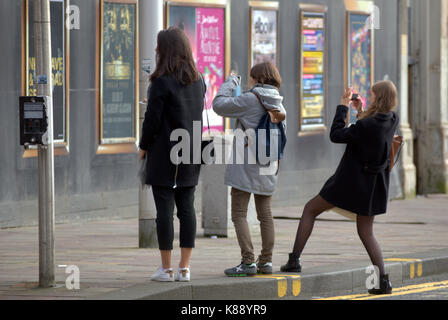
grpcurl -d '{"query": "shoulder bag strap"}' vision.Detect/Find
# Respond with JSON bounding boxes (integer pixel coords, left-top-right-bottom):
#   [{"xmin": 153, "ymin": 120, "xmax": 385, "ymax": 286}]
[
  {"xmin": 251, "ymin": 91, "xmax": 281, "ymax": 175},
  {"xmin": 200, "ymin": 74, "xmax": 211, "ymax": 136}
]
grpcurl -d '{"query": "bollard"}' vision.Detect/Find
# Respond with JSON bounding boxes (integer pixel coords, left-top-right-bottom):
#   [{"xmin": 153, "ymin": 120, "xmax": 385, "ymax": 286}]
[
  {"xmin": 138, "ymin": 184, "xmax": 158, "ymax": 248},
  {"xmin": 201, "ymin": 134, "xmax": 259, "ymax": 238}
]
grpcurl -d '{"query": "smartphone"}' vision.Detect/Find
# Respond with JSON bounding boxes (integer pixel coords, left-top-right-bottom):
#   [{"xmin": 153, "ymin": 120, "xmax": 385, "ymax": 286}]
[{"xmin": 351, "ymin": 93, "xmax": 359, "ymax": 101}]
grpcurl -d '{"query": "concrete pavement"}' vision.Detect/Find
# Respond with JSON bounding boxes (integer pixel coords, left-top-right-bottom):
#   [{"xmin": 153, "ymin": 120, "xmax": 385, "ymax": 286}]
[{"xmin": 0, "ymin": 194, "xmax": 447, "ymax": 300}]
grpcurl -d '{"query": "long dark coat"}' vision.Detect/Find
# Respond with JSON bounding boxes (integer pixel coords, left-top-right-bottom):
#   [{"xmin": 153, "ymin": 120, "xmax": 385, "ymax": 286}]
[
  {"xmin": 319, "ymin": 105, "xmax": 399, "ymax": 216},
  {"xmin": 139, "ymin": 74, "xmax": 204, "ymax": 188}
]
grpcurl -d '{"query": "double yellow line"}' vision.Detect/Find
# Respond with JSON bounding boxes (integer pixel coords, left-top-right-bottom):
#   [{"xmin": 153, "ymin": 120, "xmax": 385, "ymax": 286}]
[
  {"xmin": 253, "ymin": 274, "xmax": 301, "ymax": 298},
  {"xmin": 316, "ymin": 280, "xmax": 448, "ymax": 300},
  {"xmin": 252, "ymin": 258, "xmax": 438, "ymax": 299},
  {"xmin": 384, "ymin": 258, "xmax": 423, "ymax": 279}
]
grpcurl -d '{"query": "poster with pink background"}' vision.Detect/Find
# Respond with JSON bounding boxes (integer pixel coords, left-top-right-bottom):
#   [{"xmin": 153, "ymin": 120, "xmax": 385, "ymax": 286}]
[
  {"xmin": 196, "ymin": 7, "xmax": 225, "ymax": 133},
  {"xmin": 168, "ymin": 5, "xmax": 226, "ymax": 133}
]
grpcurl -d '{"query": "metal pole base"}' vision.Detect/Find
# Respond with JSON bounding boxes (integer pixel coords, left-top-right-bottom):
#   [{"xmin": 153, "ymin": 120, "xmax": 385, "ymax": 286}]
[{"xmin": 139, "ymin": 219, "xmax": 158, "ymax": 248}]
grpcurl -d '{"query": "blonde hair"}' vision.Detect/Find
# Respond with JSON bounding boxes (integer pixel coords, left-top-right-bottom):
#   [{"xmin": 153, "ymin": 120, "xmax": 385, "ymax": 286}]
[{"xmin": 358, "ymin": 80, "xmax": 398, "ymax": 120}]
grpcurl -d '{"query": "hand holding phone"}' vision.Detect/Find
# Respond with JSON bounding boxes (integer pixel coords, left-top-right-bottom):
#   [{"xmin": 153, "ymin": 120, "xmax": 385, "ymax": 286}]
[
  {"xmin": 340, "ymin": 88, "xmax": 353, "ymax": 106},
  {"xmin": 351, "ymin": 94, "xmax": 364, "ymax": 114}
]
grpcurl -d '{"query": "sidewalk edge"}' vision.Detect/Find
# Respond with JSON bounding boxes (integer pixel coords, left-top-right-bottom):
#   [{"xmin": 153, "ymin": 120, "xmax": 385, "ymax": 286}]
[{"xmin": 91, "ymin": 253, "xmax": 448, "ymax": 300}]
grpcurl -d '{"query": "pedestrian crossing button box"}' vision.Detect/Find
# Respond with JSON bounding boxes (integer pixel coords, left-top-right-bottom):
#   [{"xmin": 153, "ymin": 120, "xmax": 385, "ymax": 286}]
[{"xmin": 19, "ymin": 96, "xmax": 49, "ymax": 146}]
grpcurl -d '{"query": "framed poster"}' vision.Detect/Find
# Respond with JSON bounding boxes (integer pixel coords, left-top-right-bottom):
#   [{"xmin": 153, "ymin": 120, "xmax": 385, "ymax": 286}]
[
  {"xmin": 298, "ymin": 4, "xmax": 327, "ymax": 133},
  {"xmin": 165, "ymin": 0, "xmax": 230, "ymax": 134},
  {"xmin": 97, "ymin": 0, "xmax": 139, "ymax": 154},
  {"xmin": 22, "ymin": 0, "xmax": 70, "ymax": 157},
  {"xmin": 249, "ymin": 1, "xmax": 279, "ymax": 69},
  {"xmin": 344, "ymin": 0, "xmax": 374, "ymax": 124}
]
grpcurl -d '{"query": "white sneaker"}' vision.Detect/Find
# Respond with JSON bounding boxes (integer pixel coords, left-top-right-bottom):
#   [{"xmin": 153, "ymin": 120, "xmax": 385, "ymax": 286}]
[
  {"xmin": 176, "ymin": 267, "xmax": 190, "ymax": 282},
  {"xmin": 151, "ymin": 266, "xmax": 174, "ymax": 282}
]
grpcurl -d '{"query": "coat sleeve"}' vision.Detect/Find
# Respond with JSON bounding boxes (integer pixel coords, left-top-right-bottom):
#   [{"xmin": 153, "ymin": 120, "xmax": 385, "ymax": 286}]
[
  {"xmin": 329, "ymin": 105, "xmax": 363, "ymax": 144},
  {"xmin": 212, "ymin": 75, "xmax": 249, "ymax": 118},
  {"xmin": 139, "ymin": 77, "xmax": 167, "ymax": 151}
]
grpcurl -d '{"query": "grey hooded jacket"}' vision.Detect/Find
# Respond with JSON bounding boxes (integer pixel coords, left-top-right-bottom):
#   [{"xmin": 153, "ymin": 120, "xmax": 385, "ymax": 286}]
[{"xmin": 212, "ymin": 75, "xmax": 286, "ymax": 196}]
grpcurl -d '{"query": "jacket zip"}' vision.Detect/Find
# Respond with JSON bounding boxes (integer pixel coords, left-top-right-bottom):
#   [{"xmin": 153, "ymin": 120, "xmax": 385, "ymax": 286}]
[
  {"xmin": 173, "ymin": 164, "xmax": 179, "ymax": 189},
  {"xmin": 173, "ymin": 153, "xmax": 179, "ymax": 189}
]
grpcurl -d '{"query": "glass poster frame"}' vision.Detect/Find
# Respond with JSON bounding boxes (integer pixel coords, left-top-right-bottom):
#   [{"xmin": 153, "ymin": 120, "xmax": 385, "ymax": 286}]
[
  {"xmin": 97, "ymin": 0, "xmax": 139, "ymax": 155},
  {"xmin": 22, "ymin": 0, "xmax": 70, "ymax": 158},
  {"xmin": 248, "ymin": 1, "xmax": 279, "ymax": 70},
  {"xmin": 344, "ymin": 0, "xmax": 375, "ymax": 125},
  {"xmin": 298, "ymin": 4, "xmax": 328, "ymax": 134},
  {"xmin": 165, "ymin": 0, "xmax": 231, "ymax": 135}
]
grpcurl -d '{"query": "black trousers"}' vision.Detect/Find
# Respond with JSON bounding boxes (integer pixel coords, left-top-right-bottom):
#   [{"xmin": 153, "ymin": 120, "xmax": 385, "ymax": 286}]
[{"xmin": 152, "ymin": 186, "xmax": 197, "ymax": 251}]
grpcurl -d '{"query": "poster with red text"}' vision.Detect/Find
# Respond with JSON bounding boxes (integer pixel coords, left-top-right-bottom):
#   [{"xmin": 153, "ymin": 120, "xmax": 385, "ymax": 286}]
[
  {"xmin": 196, "ymin": 7, "xmax": 225, "ymax": 133},
  {"xmin": 168, "ymin": 6, "xmax": 225, "ymax": 133}
]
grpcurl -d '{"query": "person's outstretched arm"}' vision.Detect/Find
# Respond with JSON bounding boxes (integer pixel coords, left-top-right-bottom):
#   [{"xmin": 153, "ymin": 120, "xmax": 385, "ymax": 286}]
[
  {"xmin": 329, "ymin": 88, "xmax": 363, "ymax": 144},
  {"xmin": 212, "ymin": 74, "xmax": 248, "ymax": 118}
]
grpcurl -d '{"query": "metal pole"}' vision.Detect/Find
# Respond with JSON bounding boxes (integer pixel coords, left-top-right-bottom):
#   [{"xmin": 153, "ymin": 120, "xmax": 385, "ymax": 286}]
[
  {"xmin": 34, "ymin": 0, "xmax": 55, "ymax": 287},
  {"xmin": 138, "ymin": 0, "xmax": 163, "ymax": 248}
]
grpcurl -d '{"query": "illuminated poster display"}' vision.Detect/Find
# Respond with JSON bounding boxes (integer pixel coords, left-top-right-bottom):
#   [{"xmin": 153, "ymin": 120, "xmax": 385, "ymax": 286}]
[
  {"xmin": 27, "ymin": 0, "xmax": 66, "ymax": 142},
  {"xmin": 168, "ymin": 4, "xmax": 226, "ymax": 133},
  {"xmin": 250, "ymin": 8, "xmax": 277, "ymax": 67},
  {"xmin": 300, "ymin": 11, "xmax": 326, "ymax": 130},
  {"xmin": 101, "ymin": 1, "xmax": 137, "ymax": 142},
  {"xmin": 348, "ymin": 13, "xmax": 372, "ymax": 123}
]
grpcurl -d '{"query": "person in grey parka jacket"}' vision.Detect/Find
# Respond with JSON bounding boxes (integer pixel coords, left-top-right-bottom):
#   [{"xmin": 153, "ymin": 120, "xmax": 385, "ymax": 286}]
[{"xmin": 212, "ymin": 62, "xmax": 286, "ymax": 276}]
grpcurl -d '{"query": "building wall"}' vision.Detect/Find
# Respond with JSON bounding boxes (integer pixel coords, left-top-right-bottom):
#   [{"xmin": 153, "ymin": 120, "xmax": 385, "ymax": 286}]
[
  {"xmin": 229, "ymin": 0, "xmax": 401, "ymax": 206},
  {"xmin": 409, "ymin": 0, "xmax": 448, "ymax": 194},
  {"xmin": 0, "ymin": 0, "xmax": 401, "ymax": 228},
  {"xmin": 0, "ymin": 0, "xmax": 140, "ymax": 227}
]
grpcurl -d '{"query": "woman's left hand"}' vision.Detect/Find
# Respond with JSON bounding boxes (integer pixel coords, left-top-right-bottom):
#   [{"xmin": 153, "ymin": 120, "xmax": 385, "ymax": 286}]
[
  {"xmin": 139, "ymin": 149, "xmax": 146, "ymax": 161},
  {"xmin": 340, "ymin": 88, "xmax": 353, "ymax": 107}
]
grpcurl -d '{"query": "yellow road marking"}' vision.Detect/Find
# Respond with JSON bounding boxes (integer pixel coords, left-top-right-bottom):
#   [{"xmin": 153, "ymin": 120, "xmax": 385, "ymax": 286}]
[
  {"xmin": 253, "ymin": 274, "xmax": 301, "ymax": 298},
  {"xmin": 278, "ymin": 279, "xmax": 287, "ymax": 298},
  {"xmin": 252, "ymin": 275, "xmax": 288, "ymax": 298},
  {"xmin": 292, "ymin": 278, "xmax": 301, "ymax": 296},
  {"xmin": 384, "ymin": 258, "xmax": 423, "ymax": 279},
  {"xmin": 252, "ymin": 274, "xmax": 300, "ymax": 280},
  {"xmin": 384, "ymin": 258, "xmax": 421, "ymax": 262},
  {"xmin": 253, "ymin": 274, "xmax": 300, "ymax": 278},
  {"xmin": 354, "ymin": 284, "xmax": 448, "ymax": 300},
  {"xmin": 316, "ymin": 280, "xmax": 448, "ymax": 300},
  {"xmin": 253, "ymin": 275, "xmax": 286, "ymax": 279}
]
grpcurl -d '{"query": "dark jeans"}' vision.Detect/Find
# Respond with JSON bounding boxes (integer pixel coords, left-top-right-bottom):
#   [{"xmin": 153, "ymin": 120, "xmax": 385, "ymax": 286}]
[{"xmin": 152, "ymin": 186, "xmax": 196, "ymax": 251}]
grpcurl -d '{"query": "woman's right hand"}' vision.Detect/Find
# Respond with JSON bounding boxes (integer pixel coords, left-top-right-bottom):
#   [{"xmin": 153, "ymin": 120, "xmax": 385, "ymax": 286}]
[{"xmin": 352, "ymin": 97, "xmax": 364, "ymax": 115}]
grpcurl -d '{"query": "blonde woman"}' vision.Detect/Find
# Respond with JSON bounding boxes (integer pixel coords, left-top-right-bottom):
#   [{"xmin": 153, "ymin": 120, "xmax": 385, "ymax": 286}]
[{"xmin": 281, "ymin": 81, "xmax": 399, "ymax": 295}]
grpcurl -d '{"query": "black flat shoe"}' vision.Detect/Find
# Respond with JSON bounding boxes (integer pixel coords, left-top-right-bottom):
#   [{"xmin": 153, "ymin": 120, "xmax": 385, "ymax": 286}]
[
  {"xmin": 280, "ymin": 253, "xmax": 302, "ymax": 272},
  {"xmin": 368, "ymin": 274, "xmax": 392, "ymax": 295}
]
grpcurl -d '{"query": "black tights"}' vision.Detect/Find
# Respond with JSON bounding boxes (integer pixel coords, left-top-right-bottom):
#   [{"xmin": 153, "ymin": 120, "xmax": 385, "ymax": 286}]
[
  {"xmin": 152, "ymin": 186, "xmax": 196, "ymax": 251},
  {"xmin": 292, "ymin": 195, "xmax": 385, "ymax": 275}
]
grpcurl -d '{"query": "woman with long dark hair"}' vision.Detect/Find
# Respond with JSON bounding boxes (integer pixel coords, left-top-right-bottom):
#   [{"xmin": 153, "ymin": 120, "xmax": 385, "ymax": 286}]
[
  {"xmin": 139, "ymin": 27, "xmax": 204, "ymax": 282},
  {"xmin": 281, "ymin": 81, "xmax": 399, "ymax": 295}
]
